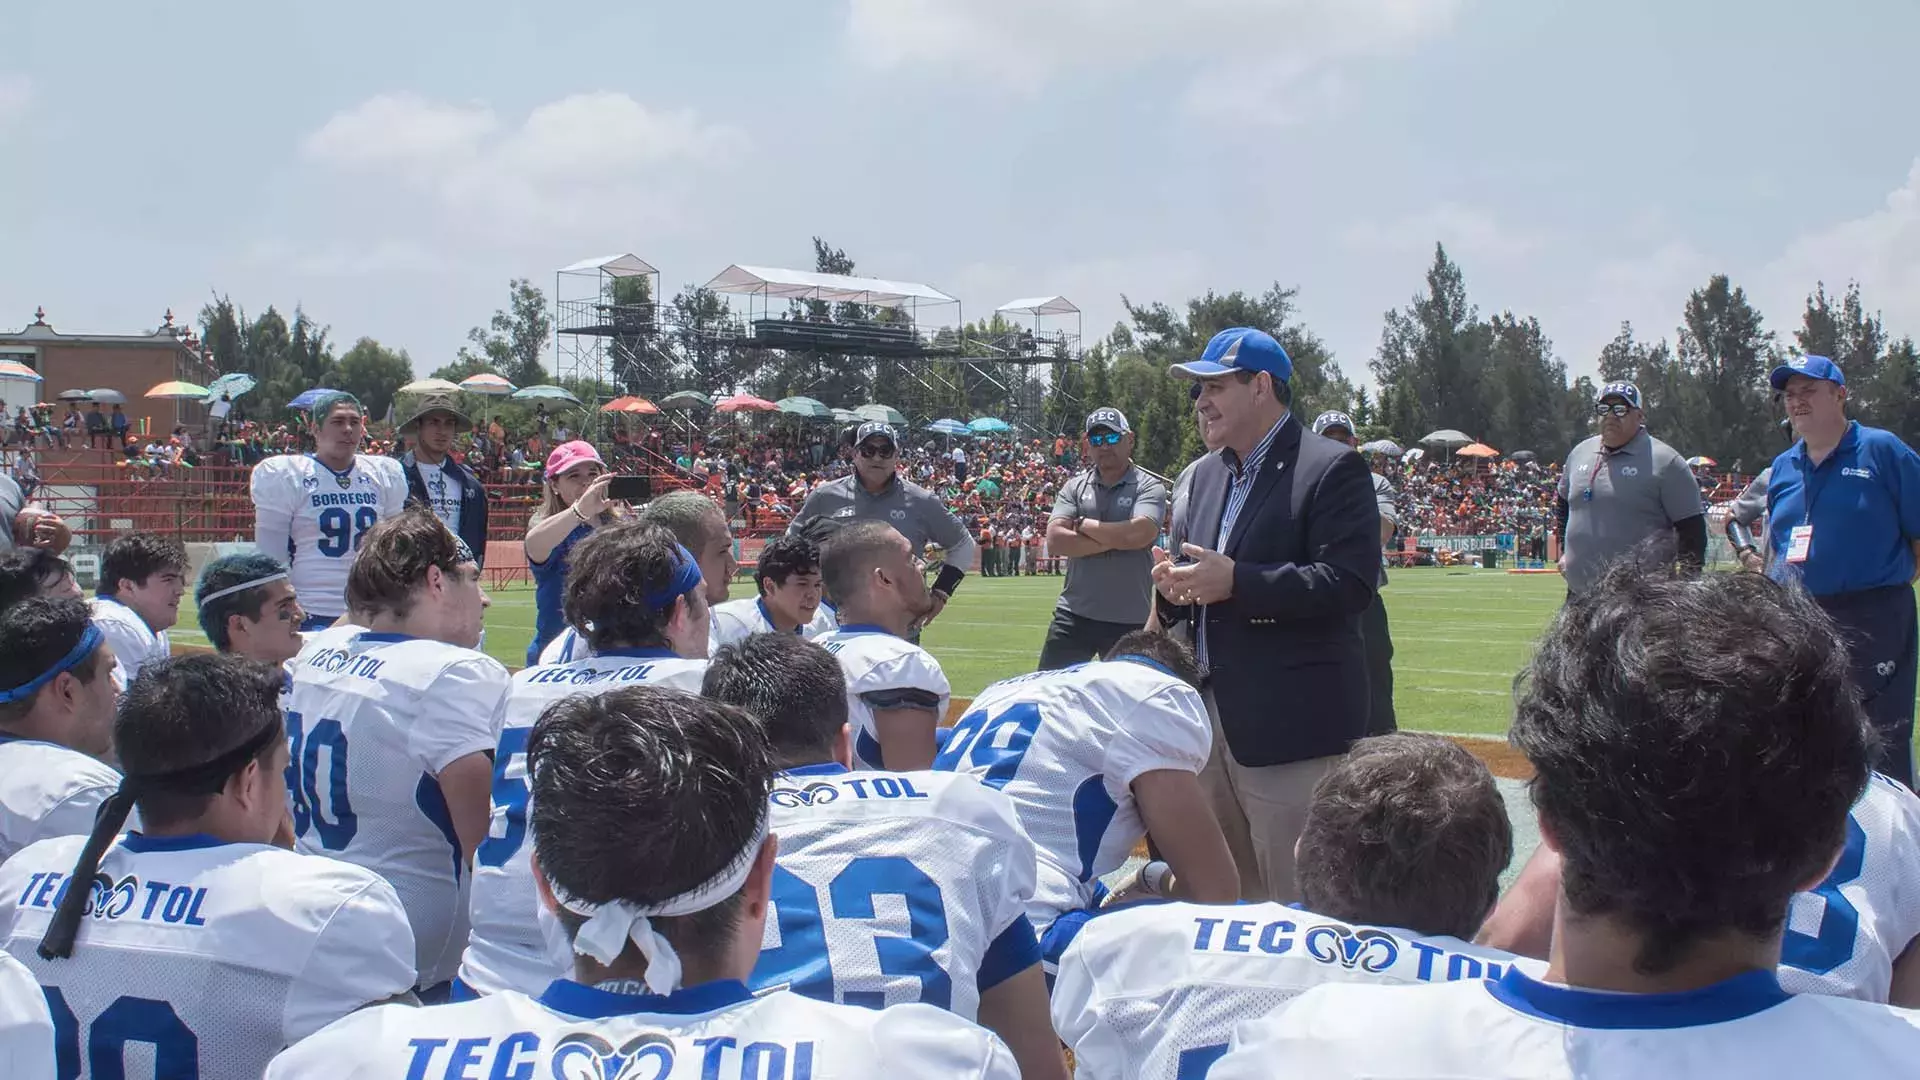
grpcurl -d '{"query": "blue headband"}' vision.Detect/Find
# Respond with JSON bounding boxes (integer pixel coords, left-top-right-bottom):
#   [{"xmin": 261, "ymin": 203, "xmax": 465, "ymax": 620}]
[
  {"xmin": 0, "ymin": 625, "xmax": 103, "ymax": 704},
  {"xmin": 643, "ymin": 543, "xmax": 705, "ymax": 611}
]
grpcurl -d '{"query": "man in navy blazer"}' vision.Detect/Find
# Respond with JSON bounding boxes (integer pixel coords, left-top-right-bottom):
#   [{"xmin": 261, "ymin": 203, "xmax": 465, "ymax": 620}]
[{"xmin": 1153, "ymin": 327, "xmax": 1381, "ymax": 902}]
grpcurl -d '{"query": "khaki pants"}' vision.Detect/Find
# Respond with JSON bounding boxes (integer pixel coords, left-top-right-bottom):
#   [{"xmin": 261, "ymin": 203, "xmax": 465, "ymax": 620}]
[{"xmin": 1200, "ymin": 688, "xmax": 1339, "ymax": 903}]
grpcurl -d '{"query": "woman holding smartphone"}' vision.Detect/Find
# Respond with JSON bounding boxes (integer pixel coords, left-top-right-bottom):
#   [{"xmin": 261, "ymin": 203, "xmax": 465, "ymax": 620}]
[{"xmin": 523, "ymin": 440, "xmax": 624, "ymax": 665}]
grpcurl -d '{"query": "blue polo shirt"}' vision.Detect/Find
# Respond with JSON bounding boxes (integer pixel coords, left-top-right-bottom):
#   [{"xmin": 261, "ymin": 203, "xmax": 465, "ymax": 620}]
[{"xmin": 1766, "ymin": 421, "xmax": 1920, "ymax": 596}]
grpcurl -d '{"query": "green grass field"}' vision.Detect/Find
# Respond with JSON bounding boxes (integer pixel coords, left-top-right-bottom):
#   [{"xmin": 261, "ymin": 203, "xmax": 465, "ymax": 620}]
[{"xmin": 170, "ymin": 567, "xmax": 1561, "ymax": 736}]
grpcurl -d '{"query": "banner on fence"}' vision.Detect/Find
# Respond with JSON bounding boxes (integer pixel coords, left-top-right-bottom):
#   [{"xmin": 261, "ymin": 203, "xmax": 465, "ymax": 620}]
[{"xmin": 1415, "ymin": 533, "xmax": 1517, "ymax": 553}]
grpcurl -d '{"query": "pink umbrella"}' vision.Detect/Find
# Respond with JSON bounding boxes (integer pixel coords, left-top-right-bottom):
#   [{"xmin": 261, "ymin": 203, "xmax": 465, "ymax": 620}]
[{"xmin": 716, "ymin": 394, "xmax": 778, "ymax": 413}]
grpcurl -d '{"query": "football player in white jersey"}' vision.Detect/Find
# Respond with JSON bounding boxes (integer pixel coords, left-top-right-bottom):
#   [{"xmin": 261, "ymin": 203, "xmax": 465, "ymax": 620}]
[
  {"xmin": 3, "ymin": 654, "xmax": 416, "ymax": 1079},
  {"xmin": 195, "ymin": 553, "xmax": 307, "ymax": 666},
  {"xmin": 251, "ymin": 391, "xmax": 408, "ymax": 630},
  {"xmin": 0, "ymin": 597, "xmax": 123, "ymax": 862},
  {"xmin": 0, "ymin": 948, "xmax": 55, "ymax": 1079},
  {"xmin": 461, "ymin": 519, "xmax": 714, "ymax": 998},
  {"xmin": 88, "ymin": 531, "xmax": 187, "ymax": 688},
  {"xmin": 267, "ymin": 685, "xmax": 1017, "ymax": 1079},
  {"xmin": 814, "ymin": 521, "xmax": 949, "ymax": 770},
  {"xmin": 535, "ymin": 489, "xmax": 737, "ymax": 665},
  {"xmin": 284, "ymin": 507, "xmax": 508, "ymax": 994},
  {"xmin": 934, "ymin": 630, "xmax": 1237, "ymax": 959},
  {"xmin": 1055, "ymin": 732, "xmax": 1530, "ymax": 1080},
  {"xmin": 709, "ymin": 532, "xmax": 835, "ymax": 649},
  {"xmin": 1213, "ymin": 570, "xmax": 1920, "ymax": 1079},
  {"xmin": 1480, "ymin": 772, "xmax": 1920, "ymax": 1006},
  {"xmin": 704, "ymin": 633, "xmax": 1069, "ymax": 1080},
  {"xmin": 0, "ymin": 546, "xmax": 83, "ymax": 610}
]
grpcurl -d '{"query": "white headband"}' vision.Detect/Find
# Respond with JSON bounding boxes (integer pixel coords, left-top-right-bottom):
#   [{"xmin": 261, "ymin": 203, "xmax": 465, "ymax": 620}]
[
  {"xmin": 199, "ymin": 571, "xmax": 289, "ymax": 607},
  {"xmin": 555, "ymin": 810, "xmax": 770, "ymax": 994}
]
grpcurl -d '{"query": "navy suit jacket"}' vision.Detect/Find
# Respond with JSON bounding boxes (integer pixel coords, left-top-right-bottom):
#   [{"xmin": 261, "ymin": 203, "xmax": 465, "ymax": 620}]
[{"xmin": 1162, "ymin": 417, "xmax": 1381, "ymax": 766}]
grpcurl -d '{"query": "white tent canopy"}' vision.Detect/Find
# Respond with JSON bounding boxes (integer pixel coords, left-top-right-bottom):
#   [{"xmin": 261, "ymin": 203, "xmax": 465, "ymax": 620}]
[
  {"xmin": 996, "ymin": 296, "xmax": 1080, "ymax": 316},
  {"xmin": 558, "ymin": 253, "xmax": 658, "ymax": 278},
  {"xmin": 703, "ymin": 264, "xmax": 956, "ymax": 309}
]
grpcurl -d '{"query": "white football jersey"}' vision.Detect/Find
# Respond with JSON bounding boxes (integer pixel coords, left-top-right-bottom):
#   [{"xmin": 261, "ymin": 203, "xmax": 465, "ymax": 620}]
[
  {"xmin": 537, "ymin": 626, "xmax": 587, "ymax": 666},
  {"xmin": 754, "ymin": 764, "xmax": 1038, "ymax": 1020},
  {"xmin": 251, "ymin": 453, "xmax": 408, "ymax": 619},
  {"xmin": 933, "ymin": 658, "xmax": 1210, "ymax": 930},
  {"xmin": 1779, "ymin": 772, "xmax": 1920, "ymax": 1002},
  {"xmin": 0, "ymin": 832, "xmax": 416, "ymax": 1080},
  {"xmin": 814, "ymin": 626, "xmax": 950, "ymax": 770},
  {"xmin": 0, "ymin": 735, "xmax": 125, "ymax": 863},
  {"xmin": 0, "ymin": 948, "xmax": 55, "ymax": 1080},
  {"xmin": 462, "ymin": 649, "xmax": 710, "ymax": 998},
  {"xmin": 285, "ymin": 631, "xmax": 509, "ymax": 987},
  {"xmin": 268, "ymin": 980, "xmax": 1016, "ymax": 1080},
  {"xmin": 1211, "ymin": 966, "xmax": 1920, "ymax": 1080},
  {"xmin": 708, "ymin": 596, "xmax": 836, "ymax": 651},
  {"xmin": 88, "ymin": 594, "xmax": 168, "ymax": 690},
  {"xmin": 1053, "ymin": 900, "xmax": 1542, "ymax": 1080}
]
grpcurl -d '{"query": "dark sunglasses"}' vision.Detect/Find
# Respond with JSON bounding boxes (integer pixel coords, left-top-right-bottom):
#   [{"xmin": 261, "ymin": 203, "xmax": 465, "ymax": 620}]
[
  {"xmin": 1087, "ymin": 431, "xmax": 1124, "ymax": 446},
  {"xmin": 1594, "ymin": 402, "xmax": 1633, "ymax": 417},
  {"xmin": 857, "ymin": 442, "xmax": 897, "ymax": 459}
]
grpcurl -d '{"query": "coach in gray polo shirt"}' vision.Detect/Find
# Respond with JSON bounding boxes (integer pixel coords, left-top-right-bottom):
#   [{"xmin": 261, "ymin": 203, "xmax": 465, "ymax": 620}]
[
  {"xmin": 789, "ymin": 421, "xmax": 977, "ymax": 626},
  {"xmin": 1037, "ymin": 407, "xmax": 1169, "ymax": 669},
  {"xmin": 1554, "ymin": 380, "xmax": 1707, "ymax": 594}
]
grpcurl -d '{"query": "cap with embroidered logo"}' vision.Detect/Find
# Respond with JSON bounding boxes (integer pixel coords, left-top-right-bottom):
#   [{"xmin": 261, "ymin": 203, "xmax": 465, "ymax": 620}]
[
  {"xmin": 1084, "ymin": 407, "xmax": 1130, "ymax": 434},
  {"xmin": 1311, "ymin": 411, "xmax": 1356, "ymax": 437},
  {"xmin": 1596, "ymin": 381, "xmax": 1642, "ymax": 409},
  {"xmin": 1769, "ymin": 354, "xmax": 1845, "ymax": 391},
  {"xmin": 855, "ymin": 421, "xmax": 897, "ymax": 448},
  {"xmin": 1169, "ymin": 327, "xmax": 1293, "ymax": 384}
]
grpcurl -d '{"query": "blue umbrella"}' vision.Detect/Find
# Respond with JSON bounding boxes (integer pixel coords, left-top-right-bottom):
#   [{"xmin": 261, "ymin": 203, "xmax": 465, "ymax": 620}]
[
  {"xmin": 926, "ymin": 418, "xmax": 970, "ymax": 436},
  {"xmin": 967, "ymin": 417, "xmax": 1011, "ymax": 434},
  {"xmin": 287, "ymin": 388, "xmax": 330, "ymax": 412},
  {"xmin": 205, "ymin": 372, "xmax": 256, "ymax": 403}
]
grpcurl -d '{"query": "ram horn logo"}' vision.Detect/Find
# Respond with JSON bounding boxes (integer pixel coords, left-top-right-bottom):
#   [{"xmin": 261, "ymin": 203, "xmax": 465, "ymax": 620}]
[
  {"xmin": 1304, "ymin": 925, "xmax": 1399, "ymax": 972},
  {"xmin": 768, "ymin": 783, "xmax": 841, "ymax": 809},
  {"xmin": 550, "ymin": 1031, "xmax": 676, "ymax": 1080},
  {"xmin": 86, "ymin": 873, "xmax": 138, "ymax": 920}
]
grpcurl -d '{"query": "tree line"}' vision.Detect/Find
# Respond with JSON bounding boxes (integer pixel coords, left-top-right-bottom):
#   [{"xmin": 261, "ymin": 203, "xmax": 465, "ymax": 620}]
[{"xmin": 198, "ymin": 240, "xmax": 1919, "ymax": 479}]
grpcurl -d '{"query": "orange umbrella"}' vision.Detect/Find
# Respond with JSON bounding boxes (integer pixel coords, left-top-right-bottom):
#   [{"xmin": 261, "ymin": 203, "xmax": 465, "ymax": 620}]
[
  {"xmin": 600, "ymin": 396, "xmax": 659, "ymax": 415},
  {"xmin": 1456, "ymin": 442, "xmax": 1500, "ymax": 458},
  {"xmin": 716, "ymin": 394, "xmax": 779, "ymax": 413}
]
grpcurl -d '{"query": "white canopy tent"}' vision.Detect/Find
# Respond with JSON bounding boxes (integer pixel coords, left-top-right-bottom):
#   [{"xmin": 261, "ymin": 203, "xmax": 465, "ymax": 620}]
[
  {"xmin": 703, "ymin": 265, "xmax": 957, "ymax": 309},
  {"xmin": 995, "ymin": 296, "xmax": 1080, "ymax": 316},
  {"xmin": 559, "ymin": 253, "xmax": 659, "ymax": 278}
]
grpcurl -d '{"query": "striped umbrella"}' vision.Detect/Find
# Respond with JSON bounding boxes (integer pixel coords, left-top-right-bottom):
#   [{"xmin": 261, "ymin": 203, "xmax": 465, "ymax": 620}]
[
  {"xmin": 0, "ymin": 360, "xmax": 42, "ymax": 381},
  {"xmin": 460, "ymin": 373, "xmax": 517, "ymax": 396}
]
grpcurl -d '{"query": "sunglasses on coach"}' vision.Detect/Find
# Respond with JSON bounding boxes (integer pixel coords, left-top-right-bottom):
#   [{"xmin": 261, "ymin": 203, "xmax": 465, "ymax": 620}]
[
  {"xmin": 1087, "ymin": 432, "xmax": 1124, "ymax": 446},
  {"xmin": 857, "ymin": 442, "xmax": 897, "ymax": 459},
  {"xmin": 1594, "ymin": 402, "xmax": 1633, "ymax": 417}
]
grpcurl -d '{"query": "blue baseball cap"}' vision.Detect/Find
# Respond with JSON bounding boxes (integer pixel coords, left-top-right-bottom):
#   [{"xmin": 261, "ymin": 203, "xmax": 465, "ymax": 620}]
[
  {"xmin": 855, "ymin": 421, "xmax": 897, "ymax": 447},
  {"xmin": 1769, "ymin": 354, "xmax": 1845, "ymax": 391},
  {"xmin": 1170, "ymin": 327, "xmax": 1293, "ymax": 384},
  {"xmin": 1596, "ymin": 381, "xmax": 1642, "ymax": 409}
]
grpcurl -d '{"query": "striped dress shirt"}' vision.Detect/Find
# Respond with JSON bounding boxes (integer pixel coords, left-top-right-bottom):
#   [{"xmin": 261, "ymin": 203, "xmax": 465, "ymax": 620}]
[{"xmin": 1198, "ymin": 413, "xmax": 1291, "ymax": 666}]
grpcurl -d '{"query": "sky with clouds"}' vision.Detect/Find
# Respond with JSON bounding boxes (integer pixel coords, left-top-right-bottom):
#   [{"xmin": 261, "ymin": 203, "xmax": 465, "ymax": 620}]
[{"xmin": 4, "ymin": 0, "xmax": 1917, "ymax": 389}]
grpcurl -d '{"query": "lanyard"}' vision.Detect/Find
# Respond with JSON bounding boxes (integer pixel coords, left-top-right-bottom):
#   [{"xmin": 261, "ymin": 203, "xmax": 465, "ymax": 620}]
[
  {"xmin": 1797, "ymin": 448, "xmax": 1842, "ymax": 527},
  {"xmin": 1582, "ymin": 440, "xmax": 1628, "ymax": 501}
]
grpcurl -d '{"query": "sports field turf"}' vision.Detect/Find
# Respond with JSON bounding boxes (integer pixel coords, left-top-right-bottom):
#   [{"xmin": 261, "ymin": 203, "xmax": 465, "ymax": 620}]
[{"xmin": 173, "ymin": 566, "xmax": 1556, "ymax": 737}]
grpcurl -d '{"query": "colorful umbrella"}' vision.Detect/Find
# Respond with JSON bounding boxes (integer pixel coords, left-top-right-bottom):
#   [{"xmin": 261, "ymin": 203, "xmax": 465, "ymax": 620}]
[
  {"xmin": 145, "ymin": 380, "xmax": 210, "ymax": 399},
  {"xmin": 855, "ymin": 403, "xmax": 907, "ymax": 426},
  {"xmin": 926, "ymin": 418, "xmax": 970, "ymax": 436},
  {"xmin": 399, "ymin": 377, "xmax": 462, "ymax": 395},
  {"xmin": 659, "ymin": 390, "xmax": 713, "ymax": 409},
  {"xmin": 460, "ymin": 373, "xmax": 517, "ymax": 396},
  {"xmin": 512, "ymin": 385, "xmax": 582, "ymax": 405},
  {"xmin": 716, "ymin": 394, "xmax": 779, "ymax": 413},
  {"xmin": 967, "ymin": 417, "xmax": 1011, "ymax": 434},
  {"xmin": 777, "ymin": 396, "xmax": 832, "ymax": 419},
  {"xmin": 1686, "ymin": 455, "xmax": 1717, "ymax": 467},
  {"xmin": 0, "ymin": 360, "xmax": 42, "ymax": 381},
  {"xmin": 1456, "ymin": 442, "xmax": 1500, "ymax": 458}
]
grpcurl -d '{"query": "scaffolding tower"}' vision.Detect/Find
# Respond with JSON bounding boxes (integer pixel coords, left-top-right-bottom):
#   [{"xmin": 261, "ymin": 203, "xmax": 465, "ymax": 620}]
[{"xmin": 553, "ymin": 254, "xmax": 665, "ymax": 397}]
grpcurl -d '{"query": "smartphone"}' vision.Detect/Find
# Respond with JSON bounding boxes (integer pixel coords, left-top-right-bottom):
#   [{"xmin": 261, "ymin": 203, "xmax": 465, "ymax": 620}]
[{"xmin": 606, "ymin": 475, "xmax": 652, "ymax": 503}]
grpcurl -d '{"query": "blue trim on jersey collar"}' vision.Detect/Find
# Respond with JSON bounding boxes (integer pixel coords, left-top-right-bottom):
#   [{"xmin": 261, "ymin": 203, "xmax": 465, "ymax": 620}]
[
  {"xmin": 1111, "ymin": 655, "xmax": 1178, "ymax": 680},
  {"xmin": 538, "ymin": 978, "xmax": 755, "ymax": 1019},
  {"xmin": 355, "ymin": 632, "xmax": 416, "ymax": 644},
  {"xmin": 834, "ymin": 623, "xmax": 896, "ymax": 637},
  {"xmin": 756, "ymin": 597, "xmax": 803, "ymax": 634},
  {"xmin": 305, "ymin": 452, "xmax": 357, "ymax": 482},
  {"xmin": 120, "ymin": 832, "xmax": 237, "ymax": 853},
  {"xmin": 595, "ymin": 646, "xmax": 681, "ymax": 660},
  {"xmin": 781, "ymin": 761, "xmax": 849, "ymax": 777},
  {"xmin": 1488, "ymin": 966, "xmax": 1790, "ymax": 1030}
]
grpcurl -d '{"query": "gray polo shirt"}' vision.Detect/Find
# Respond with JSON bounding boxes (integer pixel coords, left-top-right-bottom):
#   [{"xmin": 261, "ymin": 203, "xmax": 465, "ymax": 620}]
[
  {"xmin": 790, "ymin": 472, "xmax": 974, "ymax": 559},
  {"xmin": 1050, "ymin": 464, "xmax": 1168, "ymax": 624},
  {"xmin": 0, "ymin": 475, "xmax": 21, "ymax": 556},
  {"xmin": 1557, "ymin": 428, "xmax": 1703, "ymax": 593}
]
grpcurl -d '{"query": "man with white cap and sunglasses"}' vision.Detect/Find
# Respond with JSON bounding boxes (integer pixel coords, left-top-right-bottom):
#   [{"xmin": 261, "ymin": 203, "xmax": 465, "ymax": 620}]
[
  {"xmin": 1038, "ymin": 406, "xmax": 1169, "ymax": 669},
  {"xmin": 1554, "ymin": 380, "xmax": 1706, "ymax": 597},
  {"xmin": 268, "ymin": 685, "xmax": 1018, "ymax": 1079}
]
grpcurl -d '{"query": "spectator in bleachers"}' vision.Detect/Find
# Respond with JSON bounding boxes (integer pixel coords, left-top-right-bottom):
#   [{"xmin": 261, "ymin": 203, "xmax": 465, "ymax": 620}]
[{"xmin": 84, "ymin": 403, "xmax": 107, "ymax": 448}]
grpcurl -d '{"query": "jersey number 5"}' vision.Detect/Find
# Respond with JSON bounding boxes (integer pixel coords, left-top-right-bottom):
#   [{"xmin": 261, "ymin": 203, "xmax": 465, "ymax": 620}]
[
  {"xmin": 285, "ymin": 711, "xmax": 358, "ymax": 850},
  {"xmin": 317, "ymin": 505, "xmax": 379, "ymax": 558},
  {"xmin": 475, "ymin": 726, "xmax": 530, "ymax": 868}
]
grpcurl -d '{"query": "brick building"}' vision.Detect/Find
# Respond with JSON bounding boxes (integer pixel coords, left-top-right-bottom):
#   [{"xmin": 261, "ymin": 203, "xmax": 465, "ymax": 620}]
[{"xmin": 0, "ymin": 307, "xmax": 216, "ymax": 435}]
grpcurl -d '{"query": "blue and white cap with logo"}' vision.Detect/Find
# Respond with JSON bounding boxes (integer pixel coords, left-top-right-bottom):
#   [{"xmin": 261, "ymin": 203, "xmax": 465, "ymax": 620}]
[
  {"xmin": 1769, "ymin": 353, "xmax": 1845, "ymax": 391},
  {"xmin": 1084, "ymin": 407, "xmax": 1130, "ymax": 434},
  {"xmin": 1311, "ymin": 410, "xmax": 1356, "ymax": 437},
  {"xmin": 1596, "ymin": 381, "xmax": 1642, "ymax": 409},
  {"xmin": 855, "ymin": 421, "xmax": 897, "ymax": 447},
  {"xmin": 1169, "ymin": 327, "xmax": 1293, "ymax": 384}
]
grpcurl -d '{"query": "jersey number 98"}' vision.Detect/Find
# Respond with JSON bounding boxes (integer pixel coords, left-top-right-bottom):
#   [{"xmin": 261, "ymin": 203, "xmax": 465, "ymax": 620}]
[{"xmin": 317, "ymin": 505, "xmax": 379, "ymax": 558}]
